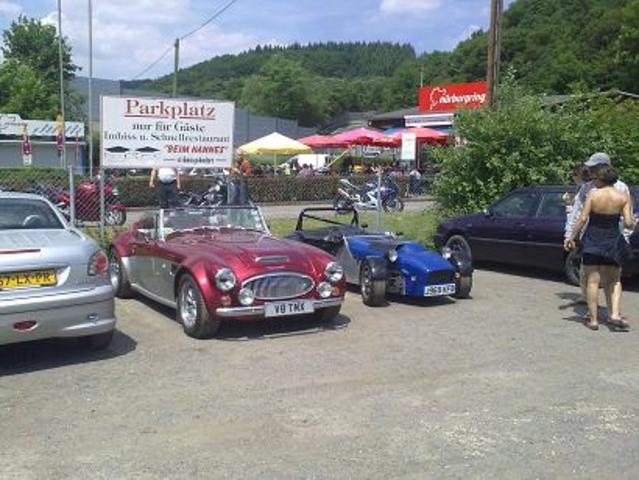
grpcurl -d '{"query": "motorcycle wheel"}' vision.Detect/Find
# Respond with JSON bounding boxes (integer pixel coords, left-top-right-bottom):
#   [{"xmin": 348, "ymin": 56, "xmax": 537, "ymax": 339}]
[
  {"xmin": 177, "ymin": 192, "xmax": 194, "ymax": 206},
  {"xmin": 333, "ymin": 196, "xmax": 352, "ymax": 214},
  {"xmin": 105, "ymin": 209, "xmax": 126, "ymax": 226},
  {"xmin": 383, "ymin": 197, "xmax": 404, "ymax": 213}
]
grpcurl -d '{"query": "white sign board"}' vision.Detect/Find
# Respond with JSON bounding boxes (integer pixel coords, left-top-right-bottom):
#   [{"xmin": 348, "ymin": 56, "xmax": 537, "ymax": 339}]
[
  {"xmin": 100, "ymin": 96, "xmax": 234, "ymax": 169},
  {"xmin": 400, "ymin": 132, "xmax": 416, "ymax": 161},
  {"xmin": 0, "ymin": 113, "xmax": 84, "ymax": 138}
]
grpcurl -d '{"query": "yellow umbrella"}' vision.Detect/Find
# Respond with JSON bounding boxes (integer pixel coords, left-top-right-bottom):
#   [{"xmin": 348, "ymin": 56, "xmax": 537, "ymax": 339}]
[{"xmin": 238, "ymin": 132, "xmax": 312, "ymax": 155}]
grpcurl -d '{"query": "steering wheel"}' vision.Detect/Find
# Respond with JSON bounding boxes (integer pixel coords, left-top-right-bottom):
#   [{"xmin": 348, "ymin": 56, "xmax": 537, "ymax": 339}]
[{"xmin": 23, "ymin": 214, "xmax": 44, "ymax": 228}]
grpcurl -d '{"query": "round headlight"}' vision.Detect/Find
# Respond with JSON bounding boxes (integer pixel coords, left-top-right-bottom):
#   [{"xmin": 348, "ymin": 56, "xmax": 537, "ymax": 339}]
[
  {"xmin": 214, "ymin": 268, "xmax": 236, "ymax": 292},
  {"xmin": 238, "ymin": 287, "xmax": 255, "ymax": 306},
  {"xmin": 387, "ymin": 249, "xmax": 398, "ymax": 262},
  {"xmin": 442, "ymin": 247, "xmax": 452, "ymax": 259},
  {"xmin": 324, "ymin": 262, "xmax": 344, "ymax": 283},
  {"xmin": 318, "ymin": 282, "xmax": 332, "ymax": 298}
]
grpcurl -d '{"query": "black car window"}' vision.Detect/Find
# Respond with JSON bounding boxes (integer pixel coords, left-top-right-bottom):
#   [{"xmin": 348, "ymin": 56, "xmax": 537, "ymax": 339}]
[
  {"xmin": 536, "ymin": 193, "xmax": 567, "ymax": 219},
  {"xmin": 492, "ymin": 192, "xmax": 538, "ymax": 218}
]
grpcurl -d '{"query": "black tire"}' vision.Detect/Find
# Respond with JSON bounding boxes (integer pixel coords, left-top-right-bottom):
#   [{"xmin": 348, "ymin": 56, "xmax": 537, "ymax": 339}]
[
  {"xmin": 383, "ymin": 197, "xmax": 404, "ymax": 213},
  {"xmin": 109, "ymin": 250, "xmax": 134, "ymax": 298},
  {"xmin": 360, "ymin": 261, "xmax": 386, "ymax": 306},
  {"xmin": 177, "ymin": 274, "xmax": 221, "ymax": 339},
  {"xmin": 454, "ymin": 275, "xmax": 473, "ymax": 299},
  {"xmin": 564, "ymin": 250, "xmax": 581, "ymax": 286},
  {"xmin": 177, "ymin": 192, "xmax": 194, "ymax": 207},
  {"xmin": 334, "ymin": 196, "xmax": 352, "ymax": 213},
  {"xmin": 445, "ymin": 234, "xmax": 472, "ymax": 263},
  {"xmin": 80, "ymin": 329, "xmax": 114, "ymax": 350},
  {"xmin": 315, "ymin": 305, "xmax": 341, "ymax": 323}
]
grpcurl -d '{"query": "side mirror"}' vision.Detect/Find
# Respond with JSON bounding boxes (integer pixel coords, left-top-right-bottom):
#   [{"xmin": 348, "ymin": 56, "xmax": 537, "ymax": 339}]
[
  {"xmin": 483, "ymin": 208, "xmax": 493, "ymax": 217},
  {"xmin": 361, "ymin": 223, "xmax": 369, "ymax": 229}
]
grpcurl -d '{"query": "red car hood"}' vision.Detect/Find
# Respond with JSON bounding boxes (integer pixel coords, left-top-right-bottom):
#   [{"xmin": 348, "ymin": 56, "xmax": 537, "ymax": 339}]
[{"xmin": 165, "ymin": 230, "xmax": 326, "ymax": 276}]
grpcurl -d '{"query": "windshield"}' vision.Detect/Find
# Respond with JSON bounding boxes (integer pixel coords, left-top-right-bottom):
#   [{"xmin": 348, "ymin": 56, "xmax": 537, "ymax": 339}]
[
  {"xmin": 161, "ymin": 207, "xmax": 267, "ymax": 237},
  {"xmin": 0, "ymin": 198, "xmax": 64, "ymax": 230}
]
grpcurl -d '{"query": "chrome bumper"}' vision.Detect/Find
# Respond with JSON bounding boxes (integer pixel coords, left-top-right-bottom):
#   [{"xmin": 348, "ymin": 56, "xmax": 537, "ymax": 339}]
[{"xmin": 215, "ymin": 297, "xmax": 343, "ymax": 318}]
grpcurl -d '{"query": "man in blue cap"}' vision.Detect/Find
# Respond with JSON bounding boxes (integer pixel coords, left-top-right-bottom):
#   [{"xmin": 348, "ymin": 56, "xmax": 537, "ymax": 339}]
[{"xmin": 564, "ymin": 152, "xmax": 633, "ymax": 303}]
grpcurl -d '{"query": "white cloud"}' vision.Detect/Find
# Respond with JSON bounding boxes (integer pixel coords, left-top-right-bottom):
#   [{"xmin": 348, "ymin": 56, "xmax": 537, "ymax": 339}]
[
  {"xmin": 380, "ymin": 0, "xmax": 443, "ymax": 15},
  {"xmin": 0, "ymin": 1, "xmax": 21, "ymax": 18},
  {"xmin": 41, "ymin": 0, "xmax": 265, "ymax": 80}
]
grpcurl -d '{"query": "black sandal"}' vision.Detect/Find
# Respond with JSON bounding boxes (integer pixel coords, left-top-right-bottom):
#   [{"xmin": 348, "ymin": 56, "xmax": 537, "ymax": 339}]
[
  {"xmin": 586, "ymin": 321, "xmax": 599, "ymax": 331},
  {"xmin": 608, "ymin": 318, "xmax": 630, "ymax": 330}
]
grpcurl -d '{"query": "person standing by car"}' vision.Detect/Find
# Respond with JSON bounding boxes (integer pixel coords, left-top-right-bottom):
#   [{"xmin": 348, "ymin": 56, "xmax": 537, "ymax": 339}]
[
  {"xmin": 564, "ymin": 153, "xmax": 632, "ymax": 303},
  {"xmin": 149, "ymin": 167, "xmax": 181, "ymax": 209},
  {"xmin": 229, "ymin": 152, "xmax": 250, "ymax": 205},
  {"xmin": 566, "ymin": 165, "xmax": 636, "ymax": 330}
]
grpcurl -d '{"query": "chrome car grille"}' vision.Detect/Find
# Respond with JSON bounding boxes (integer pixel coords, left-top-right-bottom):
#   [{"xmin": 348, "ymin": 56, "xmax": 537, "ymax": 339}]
[
  {"xmin": 244, "ymin": 273, "xmax": 314, "ymax": 300},
  {"xmin": 428, "ymin": 270, "xmax": 455, "ymax": 285}
]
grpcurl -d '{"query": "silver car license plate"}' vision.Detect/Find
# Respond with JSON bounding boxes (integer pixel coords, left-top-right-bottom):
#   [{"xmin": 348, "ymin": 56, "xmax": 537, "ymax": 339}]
[
  {"xmin": 424, "ymin": 283, "xmax": 456, "ymax": 297},
  {"xmin": 264, "ymin": 300, "xmax": 314, "ymax": 317}
]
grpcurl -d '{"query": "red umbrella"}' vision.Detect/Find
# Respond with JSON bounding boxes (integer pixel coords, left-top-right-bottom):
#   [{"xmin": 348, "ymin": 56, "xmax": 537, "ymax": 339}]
[
  {"xmin": 298, "ymin": 134, "xmax": 348, "ymax": 149},
  {"xmin": 331, "ymin": 127, "xmax": 386, "ymax": 146},
  {"xmin": 370, "ymin": 136, "xmax": 401, "ymax": 148},
  {"xmin": 392, "ymin": 127, "xmax": 448, "ymax": 144}
]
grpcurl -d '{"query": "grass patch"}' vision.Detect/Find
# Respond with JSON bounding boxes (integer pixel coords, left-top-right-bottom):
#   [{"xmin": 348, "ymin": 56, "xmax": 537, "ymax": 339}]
[{"xmin": 269, "ymin": 209, "xmax": 441, "ymax": 248}]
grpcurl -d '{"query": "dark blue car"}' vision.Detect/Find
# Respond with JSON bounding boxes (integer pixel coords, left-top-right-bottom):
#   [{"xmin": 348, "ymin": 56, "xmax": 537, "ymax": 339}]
[
  {"xmin": 434, "ymin": 185, "xmax": 639, "ymax": 285},
  {"xmin": 287, "ymin": 207, "xmax": 473, "ymax": 306}
]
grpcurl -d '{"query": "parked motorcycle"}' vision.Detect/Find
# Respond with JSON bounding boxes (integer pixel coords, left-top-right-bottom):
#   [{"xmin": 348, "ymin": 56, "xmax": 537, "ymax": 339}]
[
  {"xmin": 56, "ymin": 179, "xmax": 127, "ymax": 226},
  {"xmin": 178, "ymin": 177, "xmax": 229, "ymax": 207},
  {"xmin": 334, "ymin": 177, "xmax": 404, "ymax": 213}
]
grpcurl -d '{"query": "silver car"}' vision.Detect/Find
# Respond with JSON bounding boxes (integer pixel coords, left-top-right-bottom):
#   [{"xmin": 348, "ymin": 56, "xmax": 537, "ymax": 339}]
[{"xmin": 0, "ymin": 193, "xmax": 116, "ymax": 349}]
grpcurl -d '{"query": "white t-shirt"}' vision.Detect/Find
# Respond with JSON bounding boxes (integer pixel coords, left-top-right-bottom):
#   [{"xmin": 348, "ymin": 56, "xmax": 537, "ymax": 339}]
[{"xmin": 157, "ymin": 168, "xmax": 177, "ymax": 184}]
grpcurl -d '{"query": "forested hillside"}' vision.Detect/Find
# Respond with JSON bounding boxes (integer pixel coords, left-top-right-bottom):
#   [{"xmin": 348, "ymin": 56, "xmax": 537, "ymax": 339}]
[{"xmin": 126, "ymin": 0, "xmax": 639, "ymax": 126}]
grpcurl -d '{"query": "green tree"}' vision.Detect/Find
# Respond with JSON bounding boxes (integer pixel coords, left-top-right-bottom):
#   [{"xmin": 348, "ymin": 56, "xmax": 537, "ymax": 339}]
[
  {"xmin": 240, "ymin": 56, "xmax": 328, "ymax": 126},
  {"xmin": 0, "ymin": 15, "xmax": 80, "ymax": 119}
]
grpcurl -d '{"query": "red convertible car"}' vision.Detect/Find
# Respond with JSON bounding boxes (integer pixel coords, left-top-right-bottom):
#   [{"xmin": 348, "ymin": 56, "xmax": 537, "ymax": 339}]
[{"xmin": 109, "ymin": 206, "xmax": 345, "ymax": 338}]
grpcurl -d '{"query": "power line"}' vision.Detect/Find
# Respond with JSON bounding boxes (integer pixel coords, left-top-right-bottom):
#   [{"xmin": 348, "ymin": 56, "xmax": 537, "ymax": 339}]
[
  {"xmin": 130, "ymin": 0, "xmax": 240, "ymax": 80},
  {"xmin": 132, "ymin": 44, "xmax": 174, "ymax": 80},
  {"xmin": 180, "ymin": 0, "xmax": 240, "ymax": 41}
]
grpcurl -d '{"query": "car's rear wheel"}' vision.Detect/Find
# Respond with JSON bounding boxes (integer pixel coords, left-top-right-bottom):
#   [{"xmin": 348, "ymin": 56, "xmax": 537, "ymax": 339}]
[
  {"xmin": 109, "ymin": 250, "xmax": 134, "ymax": 298},
  {"xmin": 177, "ymin": 274, "xmax": 221, "ymax": 339},
  {"xmin": 445, "ymin": 234, "xmax": 472, "ymax": 263},
  {"xmin": 79, "ymin": 329, "xmax": 114, "ymax": 350},
  {"xmin": 564, "ymin": 250, "xmax": 581, "ymax": 286},
  {"xmin": 454, "ymin": 274, "xmax": 473, "ymax": 299},
  {"xmin": 360, "ymin": 261, "xmax": 386, "ymax": 306}
]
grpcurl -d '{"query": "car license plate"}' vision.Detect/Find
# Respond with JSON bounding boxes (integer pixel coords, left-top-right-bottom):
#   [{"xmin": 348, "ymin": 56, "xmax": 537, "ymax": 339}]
[
  {"xmin": 264, "ymin": 300, "xmax": 314, "ymax": 317},
  {"xmin": 0, "ymin": 270, "xmax": 57, "ymax": 289},
  {"xmin": 424, "ymin": 283, "xmax": 456, "ymax": 297}
]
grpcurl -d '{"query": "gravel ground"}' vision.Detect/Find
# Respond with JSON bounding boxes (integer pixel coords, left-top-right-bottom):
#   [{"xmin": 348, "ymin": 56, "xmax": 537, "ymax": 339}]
[{"xmin": 2, "ymin": 268, "xmax": 639, "ymax": 479}]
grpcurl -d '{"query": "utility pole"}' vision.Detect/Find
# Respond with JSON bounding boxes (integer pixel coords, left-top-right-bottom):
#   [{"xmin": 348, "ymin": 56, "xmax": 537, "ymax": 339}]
[
  {"xmin": 87, "ymin": 0, "xmax": 94, "ymax": 178},
  {"xmin": 57, "ymin": 0, "xmax": 67, "ymax": 168},
  {"xmin": 173, "ymin": 38, "xmax": 180, "ymax": 97},
  {"xmin": 486, "ymin": 0, "xmax": 503, "ymax": 107}
]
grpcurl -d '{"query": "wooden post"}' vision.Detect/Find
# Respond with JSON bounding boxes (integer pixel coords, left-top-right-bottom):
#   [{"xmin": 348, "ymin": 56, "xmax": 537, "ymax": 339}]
[{"xmin": 486, "ymin": 0, "xmax": 503, "ymax": 107}]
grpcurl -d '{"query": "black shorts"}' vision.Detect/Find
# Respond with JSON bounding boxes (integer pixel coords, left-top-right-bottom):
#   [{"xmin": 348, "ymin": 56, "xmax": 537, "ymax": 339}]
[{"xmin": 581, "ymin": 253, "xmax": 620, "ymax": 266}]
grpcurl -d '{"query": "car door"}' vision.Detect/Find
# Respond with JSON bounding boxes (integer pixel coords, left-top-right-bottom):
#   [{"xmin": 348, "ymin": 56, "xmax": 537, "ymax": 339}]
[
  {"xmin": 524, "ymin": 191, "xmax": 571, "ymax": 269},
  {"xmin": 468, "ymin": 191, "xmax": 540, "ymax": 264},
  {"xmin": 129, "ymin": 213, "xmax": 158, "ymax": 292},
  {"xmin": 149, "ymin": 243, "xmax": 180, "ymax": 302}
]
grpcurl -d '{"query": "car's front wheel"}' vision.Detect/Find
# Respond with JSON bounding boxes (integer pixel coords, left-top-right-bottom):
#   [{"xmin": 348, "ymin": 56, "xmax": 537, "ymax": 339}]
[
  {"xmin": 177, "ymin": 274, "xmax": 221, "ymax": 339},
  {"xmin": 360, "ymin": 261, "xmax": 386, "ymax": 306},
  {"xmin": 454, "ymin": 274, "xmax": 473, "ymax": 299},
  {"xmin": 445, "ymin": 234, "xmax": 472, "ymax": 263},
  {"xmin": 79, "ymin": 330, "xmax": 114, "ymax": 350},
  {"xmin": 564, "ymin": 250, "xmax": 581, "ymax": 286}
]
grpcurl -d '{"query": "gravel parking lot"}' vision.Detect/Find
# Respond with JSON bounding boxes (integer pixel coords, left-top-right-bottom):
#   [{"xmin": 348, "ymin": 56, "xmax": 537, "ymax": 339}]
[{"xmin": 2, "ymin": 268, "xmax": 639, "ymax": 479}]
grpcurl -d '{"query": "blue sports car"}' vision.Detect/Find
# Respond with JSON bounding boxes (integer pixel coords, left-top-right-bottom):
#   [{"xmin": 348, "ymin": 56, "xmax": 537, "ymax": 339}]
[{"xmin": 286, "ymin": 207, "xmax": 473, "ymax": 306}]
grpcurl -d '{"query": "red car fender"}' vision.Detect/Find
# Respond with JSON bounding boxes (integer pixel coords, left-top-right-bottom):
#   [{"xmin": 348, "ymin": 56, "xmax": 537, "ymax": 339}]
[
  {"xmin": 110, "ymin": 231, "xmax": 136, "ymax": 258},
  {"xmin": 174, "ymin": 257, "xmax": 223, "ymax": 307}
]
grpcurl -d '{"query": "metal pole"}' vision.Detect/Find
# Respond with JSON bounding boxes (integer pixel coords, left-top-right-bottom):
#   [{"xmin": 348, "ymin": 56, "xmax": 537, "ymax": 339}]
[
  {"xmin": 486, "ymin": 0, "xmax": 503, "ymax": 107},
  {"xmin": 376, "ymin": 167, "xmax": 382, "ymax": 230},
  {"xmin": 172, "ymin": 38, "xmax": 180, "ymax": 97},
  {"xmin": 57, "ymin": 0, "xmax": 67, "ymax": 168},
  {"xmin": 87, "ymin": 0, "xmax": 94, "ymax": 178},
  {"xmin": 68, "ymin": 165, "xmax": 76, "ymax": 225},
  {"xmin": 99, "ymin": 168, "xmax": 105, "ymax": 242}
]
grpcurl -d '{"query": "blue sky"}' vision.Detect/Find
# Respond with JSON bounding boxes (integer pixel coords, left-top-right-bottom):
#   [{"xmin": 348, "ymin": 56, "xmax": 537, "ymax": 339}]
[{"xmin": 0, "ymin": 0, "xmax": 514, "ymax": 80}]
